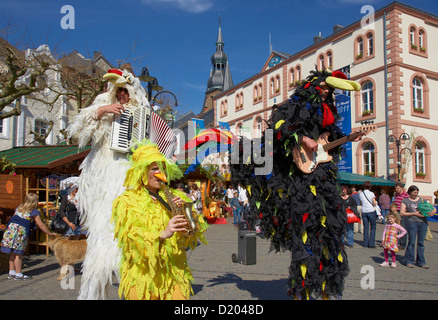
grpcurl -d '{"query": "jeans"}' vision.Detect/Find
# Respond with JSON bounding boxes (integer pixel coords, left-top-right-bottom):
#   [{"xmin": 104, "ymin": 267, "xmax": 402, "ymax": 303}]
[
  {"xmin": 345, "ymin": 223, "xmax": 354, "ymax": 246},
  {"xmin": 233, "ymin": 208, "xmax": 242, "ymax": 225},
  {"xmin": 362, "ymin": 211, "xmax": 377, "ymax": 247},
  {"xmin": 399, "ymin": 216, "xmax": 408, "ymax": 247},
  {"xmin": 381, "ymin": 209, "xmax": 389, "ymax": 220},
  {"xmin": 404, "ymin": 221, "xmax": 428, "ymax": 266}
]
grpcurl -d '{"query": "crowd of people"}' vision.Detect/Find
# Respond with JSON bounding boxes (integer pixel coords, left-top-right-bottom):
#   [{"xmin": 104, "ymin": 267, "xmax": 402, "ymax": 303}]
[{"xmin": 340, "ymin": 181, "xmax": 436, "ymax": 269}]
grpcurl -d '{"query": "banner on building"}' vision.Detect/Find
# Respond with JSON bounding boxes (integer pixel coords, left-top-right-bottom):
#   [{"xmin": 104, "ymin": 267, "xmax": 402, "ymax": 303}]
[
  {"xmin": 336, "ymin": 94, "xmax": 353, "ymax": 173},
  {"xmin": 191, "ymin": 118, "xmax": 205, "ymax": 135},
  {"xmin": 218, "ymin": 121, "xmax": 230, "ymax": 131}
]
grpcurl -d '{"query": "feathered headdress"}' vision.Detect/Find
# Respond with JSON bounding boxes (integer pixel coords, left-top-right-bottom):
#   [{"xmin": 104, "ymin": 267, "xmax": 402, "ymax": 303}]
[{"xmin": 123, "ymin": 139, "xmax": 182, "ymax": 191}]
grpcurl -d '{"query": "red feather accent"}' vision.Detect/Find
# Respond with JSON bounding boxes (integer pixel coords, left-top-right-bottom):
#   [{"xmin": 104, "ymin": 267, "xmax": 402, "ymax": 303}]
[
  {"xmin": 302, "ymin": 213, "xmax": 309, "ymax": 224},
  {"xmin": 322, "ymin": 103, "xmax": 335, "ymax": 127}
]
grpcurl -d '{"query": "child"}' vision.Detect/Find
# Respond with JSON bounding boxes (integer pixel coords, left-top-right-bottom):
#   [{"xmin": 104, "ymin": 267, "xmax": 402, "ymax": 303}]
[
  {"xmin": 380, "ymin": 212, "xmax": 407, "ymax": 268},
  {"xmin": 1, "ymin": 193, "xmax": 55, "ymax": 280},
  {"xmin": 230, "ymin": 191, "xmax": 242, "ymax": 226},
  {"xmin": 389, "ymin": 202, "xmax": 401, "ymax": 222}
]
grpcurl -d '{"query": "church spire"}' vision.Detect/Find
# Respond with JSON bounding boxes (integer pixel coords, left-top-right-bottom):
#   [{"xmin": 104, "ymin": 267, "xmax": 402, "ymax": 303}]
[{"xmin": 206, "ymin": 17, "xmax": 233, "ymax": 94}]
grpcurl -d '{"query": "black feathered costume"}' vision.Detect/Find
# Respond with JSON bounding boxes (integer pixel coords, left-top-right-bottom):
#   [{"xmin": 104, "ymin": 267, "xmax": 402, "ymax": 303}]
[{"xmin": 230, "ymin": 69, "xmax": 361, "ymax": 299}]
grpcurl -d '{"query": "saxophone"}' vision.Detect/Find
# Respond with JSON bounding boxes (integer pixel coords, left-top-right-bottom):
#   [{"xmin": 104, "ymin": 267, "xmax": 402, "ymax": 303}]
[{"xmin": 155, "ymin": 173, "xmax": 198, "ymax": 237}]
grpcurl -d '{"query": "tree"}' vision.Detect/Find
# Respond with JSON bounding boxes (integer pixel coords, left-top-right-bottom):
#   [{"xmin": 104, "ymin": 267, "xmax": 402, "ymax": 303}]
[{"xmin": 0, "ymin": 38, "xmax": 58, "ymax": 120}]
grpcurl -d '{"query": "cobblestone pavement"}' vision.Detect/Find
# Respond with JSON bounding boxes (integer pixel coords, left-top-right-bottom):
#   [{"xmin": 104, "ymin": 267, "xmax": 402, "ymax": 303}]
[{"xmin": 1, "ymin": 218, "xmax": 437, "ymax": 300}]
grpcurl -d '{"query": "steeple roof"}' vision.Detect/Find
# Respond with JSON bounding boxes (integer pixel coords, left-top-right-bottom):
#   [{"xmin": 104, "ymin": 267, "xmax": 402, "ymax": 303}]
[{"xmin": 206, "ymin": 18, "xmax": 233, "ymax": 94}]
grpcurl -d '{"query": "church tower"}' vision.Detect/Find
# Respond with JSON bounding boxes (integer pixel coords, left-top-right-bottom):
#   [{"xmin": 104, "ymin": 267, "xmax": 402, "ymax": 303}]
[{"xmin": 202, "ymin": 18, "xmax": 233, "ymax": 112}]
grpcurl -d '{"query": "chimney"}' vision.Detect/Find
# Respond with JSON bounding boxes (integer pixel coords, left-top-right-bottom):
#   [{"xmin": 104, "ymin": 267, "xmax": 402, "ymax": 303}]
[
  {"xmin": 313, "ymin": 32, "xmax": 324, "ymax": 44},
  {"xmin": 333, "ymin": 24, "xmax": 344, "ymax": 34}
]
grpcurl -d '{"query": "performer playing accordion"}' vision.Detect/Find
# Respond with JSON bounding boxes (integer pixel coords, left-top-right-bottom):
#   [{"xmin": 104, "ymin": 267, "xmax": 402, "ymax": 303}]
[{"xmin": 67, "ymin": 68, "xmax": 176, "ymax": 300}]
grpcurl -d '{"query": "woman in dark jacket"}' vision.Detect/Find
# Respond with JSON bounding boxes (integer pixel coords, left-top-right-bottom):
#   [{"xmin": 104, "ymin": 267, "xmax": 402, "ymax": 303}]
[{"xmin": 59, "ymin": 187, "xmax": 81, "ymax": 240}]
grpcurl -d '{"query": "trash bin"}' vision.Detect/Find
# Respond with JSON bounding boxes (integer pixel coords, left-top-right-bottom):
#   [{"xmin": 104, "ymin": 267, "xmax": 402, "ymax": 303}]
[{"xmin": 238, "ymin": 230, "xmax": 256, "ymax": 265}]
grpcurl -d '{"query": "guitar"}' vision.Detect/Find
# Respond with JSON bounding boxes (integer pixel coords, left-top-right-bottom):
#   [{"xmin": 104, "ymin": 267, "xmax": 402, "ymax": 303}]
[{"xmin": 292, "ymin": 123, "xmax": 376, "ymax": 174}]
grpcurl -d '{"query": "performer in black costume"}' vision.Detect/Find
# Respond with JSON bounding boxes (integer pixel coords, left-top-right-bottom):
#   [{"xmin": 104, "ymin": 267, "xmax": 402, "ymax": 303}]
[{"xmin": 230, "ymin": 69, "xmax": 362, "ymax": 299}]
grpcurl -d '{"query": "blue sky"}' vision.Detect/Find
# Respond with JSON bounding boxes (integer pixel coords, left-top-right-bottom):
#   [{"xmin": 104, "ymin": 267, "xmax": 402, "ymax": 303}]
[{"xmin": 1, "ymin": 0, "xmax": 438, "ymax": 117}]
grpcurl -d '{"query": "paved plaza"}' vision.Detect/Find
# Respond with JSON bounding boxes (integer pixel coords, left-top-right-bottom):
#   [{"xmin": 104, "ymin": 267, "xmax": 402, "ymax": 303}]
[{"xmin": 0, "ymin": 217, "xmax": 437, "ymax": 300}]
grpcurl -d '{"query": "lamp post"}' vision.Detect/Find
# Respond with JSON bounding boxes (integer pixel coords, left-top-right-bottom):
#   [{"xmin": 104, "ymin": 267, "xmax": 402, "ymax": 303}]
[
  {"xmin": 387, "ymin": 133, "xmax": 411, "ymax": 181},
  {"xmin": 138, "ymin": 67, "xmax": 163, "ymax": 102},
  {"xmin": 152, "ymin": 90, "xmax": 178, "ymax": 128}
]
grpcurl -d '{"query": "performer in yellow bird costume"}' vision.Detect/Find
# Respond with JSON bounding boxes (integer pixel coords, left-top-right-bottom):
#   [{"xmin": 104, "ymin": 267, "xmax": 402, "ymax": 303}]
[{"xmin": 112, "ymin": 140, "xmax": 208, "ymax": 300}]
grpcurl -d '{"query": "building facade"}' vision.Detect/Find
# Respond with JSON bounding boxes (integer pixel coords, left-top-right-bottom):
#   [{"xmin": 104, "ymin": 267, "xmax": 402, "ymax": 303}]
[{"xmin": 214, "ymin": 2, "xmax": 438, "ymax": 200}]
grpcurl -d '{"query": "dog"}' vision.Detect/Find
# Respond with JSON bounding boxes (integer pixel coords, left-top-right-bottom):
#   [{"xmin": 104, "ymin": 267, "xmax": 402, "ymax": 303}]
[{"xmin": 48, "ymin": 234, "xmax": 87, "ymax": 280}]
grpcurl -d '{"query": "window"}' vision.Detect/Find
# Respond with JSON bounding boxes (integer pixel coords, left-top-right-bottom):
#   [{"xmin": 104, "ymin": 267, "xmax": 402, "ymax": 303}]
[
  {"xmin": 410, "ymin": 27, "xmax": 415, "ymax": 46},
  {"xmin": 409, "ymin": 25, "xmax": 427, "ymax": 56},
  {"xmin": 357, "ymin": 37, "xmax": 364, "ymax": 57},
  {"xmin": 270, "ymin": 78, "xmax": 275, "ymax": 96},
  {"xmin": 256, "ymin": 117, "xmax": 262, "ymax": 138},
  {"xmin": 355, "ymin": 32, "xmax": 375, "ymax": 62},
  {"xmin": 253, "ymin": 84, "xmax": 262, "ymax": 103},
  {"xmin": 289, "ymin": 68, "xmax": 295, "ymax": 86},
  {"xmin": 412, "ymin": 78, "xmax": 423, "ymax": 111},
  {"xmin": 319, "ymin": 54, "xmax": 325, "ymax": 70},
  {"xmin": 296, "ymin": 66, "xmax": 301, "ymax": 81},
  {"xmin": 34, "ymin": 119, "xmax": 49, "ymax": 137},
  {"xmin": 419, "ymin": 30, "xmax": 424, "ymax": 48},
  {"xmin": 235, "ymin": 92, "xmax": 244, "ymax": 111},
  {"xmin": 237, "ymin": 123, "xmax": 243, "ymax": 137},
  {"xmin": 415, "ymin": 142, "xmax": 425, "ymax": 175},
  {"xmin": 367, "ymin": 32, "xmax": 374, "ymax": 56},
  {"xmin": 363, "ymin": 142, "xmax": 375, "ymax": 176},
  {"xmin": 362, "ymin": 81, "xmax": 374, "ymax": 115},
  {"xmin": 270, "ymin": 75, "xmax": 281, "ymax": 97},
  {"xmin": 221, "ymin": 99, "xmax": 228, "ymax": 116},
  {"xmin": 327, "ymin": 51, "xmax": 333, "ymax": 69}
]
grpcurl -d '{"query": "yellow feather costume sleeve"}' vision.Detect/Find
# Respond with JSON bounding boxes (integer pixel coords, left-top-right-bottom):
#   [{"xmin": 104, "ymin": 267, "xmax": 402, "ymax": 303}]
[{"xmin": 112, "ymin": 187, "xmax": 208, "ymax": 300}]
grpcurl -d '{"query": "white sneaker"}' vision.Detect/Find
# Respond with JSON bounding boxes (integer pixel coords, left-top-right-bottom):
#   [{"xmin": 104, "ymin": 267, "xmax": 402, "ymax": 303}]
[
  {"xmin": 380, "ymin": 261, "xmax": 390, "ymax": 267},
  {"xmin": 14, "ymin": 274, "xmax": 32, "ymax": 280}
]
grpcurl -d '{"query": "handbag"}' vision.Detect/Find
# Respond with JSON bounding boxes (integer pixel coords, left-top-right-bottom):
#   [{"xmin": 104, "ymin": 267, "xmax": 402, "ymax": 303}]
[
  {"xmin": 346, "ymin": 208, "xmax": 360, "ymax": 224},
  {"xmin": 364, "ymin": 191, "xmax": 382, "ymax": 218},
  {"xmin": 50, "ymin": 211, "xmax": 68, "ymax": 234},
  {"xmin": 50, "ymin": 195, "xmax": 69, "ymax": 234}
]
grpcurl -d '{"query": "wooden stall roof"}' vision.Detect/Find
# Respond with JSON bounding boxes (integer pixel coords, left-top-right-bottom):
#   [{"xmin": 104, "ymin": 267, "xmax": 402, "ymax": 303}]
[{"xmin": 0, "ymin": 145, "xmax": 91, "ymax": 169}]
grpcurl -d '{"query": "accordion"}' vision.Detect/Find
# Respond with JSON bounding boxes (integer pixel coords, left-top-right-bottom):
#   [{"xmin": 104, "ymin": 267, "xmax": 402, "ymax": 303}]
[{"xmin": 110, "ymin": 106, "xmax": 177, "ymax": 159}]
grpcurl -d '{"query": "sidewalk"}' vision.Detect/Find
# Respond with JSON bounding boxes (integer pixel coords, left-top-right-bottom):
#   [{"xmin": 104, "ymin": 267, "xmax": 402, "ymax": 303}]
[{"xmin": 0, "ymin": 218, "xmax": 437, "ymax": 300}]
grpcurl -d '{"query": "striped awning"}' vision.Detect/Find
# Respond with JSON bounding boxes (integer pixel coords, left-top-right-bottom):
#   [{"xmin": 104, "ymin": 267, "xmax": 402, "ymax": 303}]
[{"xmin": 0, "ymin": 145, "xmax": 91, "ymax": 169}]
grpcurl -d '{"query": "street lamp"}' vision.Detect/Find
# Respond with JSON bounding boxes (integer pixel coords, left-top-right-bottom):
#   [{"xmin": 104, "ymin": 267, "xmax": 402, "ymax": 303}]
[
  {"xmin": 138, "ymin": 67, "xmax": 163, "ymax": 102},
  {"xmin": 387, "ymin": 133, "xmax": 411, "ymax": 181},
  {"xmin": 152, "ymin": 90, "xmax": 178, "ymax": 128}
]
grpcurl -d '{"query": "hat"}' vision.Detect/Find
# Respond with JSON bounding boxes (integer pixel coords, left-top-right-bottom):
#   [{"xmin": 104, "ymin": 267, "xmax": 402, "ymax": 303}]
[{"xmin": 123, "ymin": 139, "xmax": 182, "ymax": 191}]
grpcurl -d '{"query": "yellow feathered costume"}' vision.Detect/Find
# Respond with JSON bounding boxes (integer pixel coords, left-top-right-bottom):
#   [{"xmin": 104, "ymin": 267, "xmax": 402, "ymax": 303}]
[{"xmin": 111, "ymin": 141, "xmax": 208, "ymax": 300}]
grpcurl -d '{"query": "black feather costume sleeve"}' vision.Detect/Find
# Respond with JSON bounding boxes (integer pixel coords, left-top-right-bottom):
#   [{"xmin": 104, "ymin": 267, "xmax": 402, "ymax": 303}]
[{"xmin": 230, "ymin": 69, "xmax": 349, "ymax": 299}]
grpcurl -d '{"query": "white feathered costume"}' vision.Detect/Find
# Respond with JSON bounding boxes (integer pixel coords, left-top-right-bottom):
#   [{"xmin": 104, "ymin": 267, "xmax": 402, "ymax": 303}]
[{"xmin": 68, "ymin": 69, "xmax": 150, "ymax": 300}]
